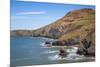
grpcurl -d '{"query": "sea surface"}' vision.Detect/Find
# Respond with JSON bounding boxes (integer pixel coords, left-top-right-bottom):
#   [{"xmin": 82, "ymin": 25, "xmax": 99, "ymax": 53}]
[{"xmin": 10, "ymin": 37, "xmax": 95, "ymax": 67}]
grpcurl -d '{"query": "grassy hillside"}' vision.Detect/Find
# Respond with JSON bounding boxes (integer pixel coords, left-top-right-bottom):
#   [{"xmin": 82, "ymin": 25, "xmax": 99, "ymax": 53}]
[
  {"xmin": 11, "ymin": 8, "xmax": 95, "ymax": 42},
  {"xmin": 33, "ymin": 8, "xmax": 95, "ymax": 40}
]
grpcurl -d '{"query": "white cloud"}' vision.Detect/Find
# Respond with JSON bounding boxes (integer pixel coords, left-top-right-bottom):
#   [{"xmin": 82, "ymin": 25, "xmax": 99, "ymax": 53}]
[{"xmin": 17, "ymin": 11, "xmax": 46, "ymax": 15}]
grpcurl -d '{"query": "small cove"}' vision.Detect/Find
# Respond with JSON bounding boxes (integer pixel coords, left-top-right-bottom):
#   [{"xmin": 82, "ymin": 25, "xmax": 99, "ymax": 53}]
[{"xmin": 11, "ymin": 37, "xmax": 95, "ymax": 67}]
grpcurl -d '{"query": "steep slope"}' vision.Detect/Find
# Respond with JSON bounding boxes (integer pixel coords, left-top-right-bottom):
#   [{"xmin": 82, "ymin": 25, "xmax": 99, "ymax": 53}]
[{"xmin": 32, "ymin": 8, "xmax": 95, "ymax": 39}]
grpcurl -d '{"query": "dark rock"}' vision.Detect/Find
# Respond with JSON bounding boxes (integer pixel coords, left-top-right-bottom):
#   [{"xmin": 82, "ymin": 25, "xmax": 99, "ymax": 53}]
[
  {"xmin": 52, "ymin": 39, "xmax": 79, "ymax": 46},
  {"xmin": 77, "ymin": 48, "xmax": 85, "ymax": 55},
  {"xmin": 52, "ymin": 41, "xmax": 65, "ymax": 46},
  {"xmin": 45, "ymin": 41, "xmax": 51, "ymax": 44},
  {"xmin": 81, "ymin": 39, "xmax": 91, "ymax": 49},
  {"xmin": 77, "ymin": 39, "xmax": 95, "ymax": 57},
  {"xmin": 77, "ymin": 48, "xmax": 95, "ymax": 57},
  {"xmin": 59, "ymin": 48, "xmax": 67, "ymax": 58}
]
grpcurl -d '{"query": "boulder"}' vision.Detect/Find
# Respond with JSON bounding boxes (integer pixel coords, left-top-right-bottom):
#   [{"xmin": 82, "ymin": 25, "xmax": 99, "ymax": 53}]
[
  {"xmin": 77, "ymin": 39, "xmax": 95, "ymax": 57},
  {"xmin": 45, "ymin": 41, "xmax": 51, "ymax": 44},
  {"xmin": 59, "ymin": 48, "xmax": 67, "ymax": 58}
]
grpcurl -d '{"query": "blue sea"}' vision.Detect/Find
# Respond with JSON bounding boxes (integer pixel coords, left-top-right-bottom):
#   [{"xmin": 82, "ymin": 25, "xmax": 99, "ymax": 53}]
[{"xmin": 10, "ymin": 37, "xmax": 95, "ymax": 67}]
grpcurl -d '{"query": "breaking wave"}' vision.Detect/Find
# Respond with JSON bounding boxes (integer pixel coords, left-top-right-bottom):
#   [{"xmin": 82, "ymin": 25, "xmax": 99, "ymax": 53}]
[
  {"xmin": 40, "ymin": 42, "xmax": 52, "ymax": 48},
  {"xmin": 40, "ymin": 42, "xmax": 94, "ymax": 61},
  {"xmin": 48, "ymin": 47, "xmax": 87, "ymax": 61},
  {"xmin": 48, "ymin": 53, "xmax": 84, "ymax": 61},
  {"xmin": 42, "ymin": 50, "xmax": 58, "ymax": 54}
]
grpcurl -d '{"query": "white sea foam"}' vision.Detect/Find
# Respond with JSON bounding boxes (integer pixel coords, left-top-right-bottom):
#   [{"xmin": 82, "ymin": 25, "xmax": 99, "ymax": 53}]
[
  {"xmin": 48, "ymin": 54, "xmax": 66, "ymax": 60},
  {"xmin": 48, "ymin": 53, "xmax": 85, "ymax": 61},
  {"xmin": 40, "ymin": 43, "xmax": 94, "ymax": 61},
  {"xmin": 40, "ymin": 42, "xmax": 46, "ymax": 47},
  {"xmin": 47, "ymin": 47, "xmax": 85, "ymax": 61},
  {"xmin": 67, "ymin": 47, "xmax": 78, "ymax": 53},
  {"xmin": 41, "ymin": 37, "xmax": 56, "ymax": 41},
  {"xmin": 40, "ymin": 42, "xmax": 53, "ymax": 48},
  {"xmin": 42, "ymin": 50, "xmax": 58, "ymax": 54}
]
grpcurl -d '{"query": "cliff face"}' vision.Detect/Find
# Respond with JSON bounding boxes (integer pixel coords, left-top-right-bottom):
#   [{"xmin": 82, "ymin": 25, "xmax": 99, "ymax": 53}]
[{"xmin": 11, "ymin": 8, "xmax": 95, "ymax": 41}]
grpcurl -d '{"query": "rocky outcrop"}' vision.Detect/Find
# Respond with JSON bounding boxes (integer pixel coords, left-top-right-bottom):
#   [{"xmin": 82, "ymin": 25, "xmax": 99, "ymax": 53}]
[
  {"xmin": 77, "ymin": 38, "xmax": 95, "ymax": 57},
  {"xmin": 52, "ymin": 39, "xmax": 79, "ymax": 46},
  {"xmin": 59, "ymin": 48, "xmax": 67, "ymax": 58}
]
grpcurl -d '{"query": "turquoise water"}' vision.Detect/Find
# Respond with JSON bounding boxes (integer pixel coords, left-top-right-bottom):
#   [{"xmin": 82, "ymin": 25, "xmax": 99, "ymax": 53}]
[{"xmin": 10, "ymin": 37, "xmax": 95, "ymax": 67}]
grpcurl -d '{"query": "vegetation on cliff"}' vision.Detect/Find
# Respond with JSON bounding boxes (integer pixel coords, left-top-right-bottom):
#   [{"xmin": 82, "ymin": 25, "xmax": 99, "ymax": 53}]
[{"xmin": 11, "ymin": 8, "xmax": 95, "ymax": 56}]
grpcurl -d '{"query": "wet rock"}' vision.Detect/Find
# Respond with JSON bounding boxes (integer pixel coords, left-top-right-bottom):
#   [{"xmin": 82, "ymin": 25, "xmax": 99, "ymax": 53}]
[
  {"xmin": 59, "ymin": 48, "xmax": 67, "ymax": 58},
  {"xmin": 77, "ymin": 39, "xmax": 95, "ymax": 57},
  {"xmin": 77, "ymin": 48, "xmax": 84, "ymax": 55},
  {"xmin": 45, "ymin": 41, "xmax": 51, "ymax": 44},
  {"xmin": 52, "ymin": 39, "xmax": 79, "ymax": 46},
  {"xmin": 52, "ymin": 41, "xmax": 65, "ymax": 46}
]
